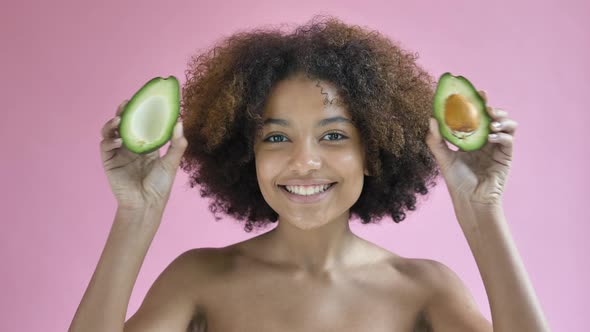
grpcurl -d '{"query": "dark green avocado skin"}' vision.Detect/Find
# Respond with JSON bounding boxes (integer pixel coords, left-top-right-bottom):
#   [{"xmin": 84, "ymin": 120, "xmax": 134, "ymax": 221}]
[
  {"xmin": 433, "ymin": 72, "xmax": 491, "ymax": 152},
  {"xmin": 119, "ymin": 76, "xmax": 180, "ymax": 155}
]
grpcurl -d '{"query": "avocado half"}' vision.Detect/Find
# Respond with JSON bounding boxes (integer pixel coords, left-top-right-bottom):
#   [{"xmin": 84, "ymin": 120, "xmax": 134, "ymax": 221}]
[
  {"xmin": 433, "ymin": 73, "xmax": 491, "ymax": 151},
  {"xmin": 119, "ymin": 76, "xmax": 180, "ymax": 154}
]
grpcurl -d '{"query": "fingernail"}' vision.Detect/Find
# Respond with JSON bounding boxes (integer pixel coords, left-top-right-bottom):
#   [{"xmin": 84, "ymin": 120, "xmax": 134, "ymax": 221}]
[
  {"xmin": 491, "ymin": 121, "xmax": 501, "ymax": 130},
  {"xmin": 175, "ymin": 122, "xmax": 183, "ymax": 138},
  {"xmin": 489, "ymin": 133, "xmax": 498, "ymax": 140},
  {"xmin": 495, "ymin": 109, "xmax": 507, "ymax": 117}
]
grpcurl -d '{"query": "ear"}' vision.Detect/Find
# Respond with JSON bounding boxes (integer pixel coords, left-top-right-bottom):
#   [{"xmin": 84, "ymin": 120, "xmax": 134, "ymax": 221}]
[
  {"xmin": 364, "ymin": 163, "xmax": 371, "ymax": 176},
  {"xmin": 362, "ymin": 143, "xmax": 371, "ymax": 176}
]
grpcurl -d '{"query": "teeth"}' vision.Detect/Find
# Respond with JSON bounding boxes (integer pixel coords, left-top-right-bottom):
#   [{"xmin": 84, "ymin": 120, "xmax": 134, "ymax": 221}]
[{"xmin": 285, "ymin": 184, "xmax": 332, "ymax": 196}]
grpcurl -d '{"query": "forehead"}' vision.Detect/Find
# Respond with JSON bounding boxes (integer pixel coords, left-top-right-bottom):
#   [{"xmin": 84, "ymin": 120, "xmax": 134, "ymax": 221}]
[{"xmin": 262, "ymin": 73, "xmax": 348, "ymax": 118}]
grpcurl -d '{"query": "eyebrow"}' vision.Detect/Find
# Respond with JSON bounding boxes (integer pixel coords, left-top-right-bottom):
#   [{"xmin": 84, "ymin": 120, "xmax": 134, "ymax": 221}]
[{"xmin": 262, "ymin": 116, "xmax": 353, "ymax": 128}]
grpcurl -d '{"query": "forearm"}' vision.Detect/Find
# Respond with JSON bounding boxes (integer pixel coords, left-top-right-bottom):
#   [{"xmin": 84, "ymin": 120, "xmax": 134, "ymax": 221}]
[
  {"xmin": 452, "ymin": 201, "xmax": 551, "ymax": 332},
  {"xmin": 68, "ymin": 206, "xmax": 164, "ymax": 332}
]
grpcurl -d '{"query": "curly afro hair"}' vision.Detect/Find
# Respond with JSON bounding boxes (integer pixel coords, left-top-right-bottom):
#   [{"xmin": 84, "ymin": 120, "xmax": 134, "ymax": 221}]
[{"xmin": 179, "ymin": 14, "xmax": 440, "ymax": 233}]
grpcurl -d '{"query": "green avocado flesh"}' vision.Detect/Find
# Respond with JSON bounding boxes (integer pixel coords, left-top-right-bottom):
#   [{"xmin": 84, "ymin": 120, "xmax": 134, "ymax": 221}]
[
  {"xmin": 433, "ymin": 73, "xmax": 491, "ymax": 151},
  {"xmin": 119, "ymin": 76, "xmax": 180, "ymax": 154}
]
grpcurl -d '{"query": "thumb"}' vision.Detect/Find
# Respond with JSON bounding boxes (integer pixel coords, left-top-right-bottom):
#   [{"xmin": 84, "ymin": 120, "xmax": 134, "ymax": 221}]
[
  {"xmin": 161, "ymin": 121, "xmax": 188, "ymax": 173},
  {"xmin": 426, "ymin": 117, "xmax": 454, "ymax": 171}
]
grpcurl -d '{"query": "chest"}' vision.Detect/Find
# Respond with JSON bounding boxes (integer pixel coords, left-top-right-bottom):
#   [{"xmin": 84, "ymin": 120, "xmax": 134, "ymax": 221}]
[{"xmin": 191, "ymin": 266, "xmax": 431, "ymax": 332}]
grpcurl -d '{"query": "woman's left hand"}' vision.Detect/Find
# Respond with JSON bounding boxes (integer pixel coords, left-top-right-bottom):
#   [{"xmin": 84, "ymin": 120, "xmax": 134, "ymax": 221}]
[{"xmin": 426, "ymin": 90, "xmax": 518, "ymax": 207}]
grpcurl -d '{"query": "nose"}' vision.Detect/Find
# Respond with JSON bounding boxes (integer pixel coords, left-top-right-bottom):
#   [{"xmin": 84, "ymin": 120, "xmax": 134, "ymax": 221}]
[{"xmin": 289, "ymin": 139, "xmax": 322, "ymax": 175}]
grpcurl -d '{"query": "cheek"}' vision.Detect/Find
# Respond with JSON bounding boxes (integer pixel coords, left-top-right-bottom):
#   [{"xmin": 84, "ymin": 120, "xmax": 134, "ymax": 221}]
[
  {"xmin": 331, "ymin": 150, "xmax": 365, "ymax": 170},
  {"xmin": 255, "ymin": 153, "xmax": 282, "ymax": 184}
]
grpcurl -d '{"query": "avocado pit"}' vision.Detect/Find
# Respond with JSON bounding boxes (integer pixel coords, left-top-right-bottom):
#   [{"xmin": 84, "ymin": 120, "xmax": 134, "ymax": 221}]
[{"xmin": 443, "ymin": 93, "xmax": 480, "ymax": 139}]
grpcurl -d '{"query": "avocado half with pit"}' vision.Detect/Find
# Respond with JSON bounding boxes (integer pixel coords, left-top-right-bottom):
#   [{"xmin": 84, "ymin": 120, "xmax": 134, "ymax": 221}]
[
  {"xmin": 119, "ymin": 76, "xmax": 180, "ymax": 154},
  {"xmin": 433, "ymin": 73, "xmax": 491, "ymax": 151}
]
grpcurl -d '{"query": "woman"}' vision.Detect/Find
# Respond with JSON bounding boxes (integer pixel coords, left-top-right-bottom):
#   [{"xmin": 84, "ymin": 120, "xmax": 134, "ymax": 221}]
[{"xmin": 69, "ymin": 15, "xmax": 550, "ymax": 332}]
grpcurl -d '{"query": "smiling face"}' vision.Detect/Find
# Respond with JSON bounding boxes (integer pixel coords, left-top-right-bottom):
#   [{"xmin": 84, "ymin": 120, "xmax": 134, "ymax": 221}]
[{"xmin": 253, "ymin": 72, "xmax": 370, "ymax": 230}]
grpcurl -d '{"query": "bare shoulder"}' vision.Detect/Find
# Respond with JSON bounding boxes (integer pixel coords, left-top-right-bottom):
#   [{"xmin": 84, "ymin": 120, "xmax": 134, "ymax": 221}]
[
  {"xmin": 392, "ymin": 257, "xmax": 463, "ymax": 292},
  {"xmin": 385, "ymin": 256, "xmax": 473, "ymax": 308},
  {"xmin": 134, "ymin": 247, "xmax": 230, "ymax": 301},
  {"xmin": 395, "ymin": 258, "xmax": 492, "ymax": 331},
  {"xmin": 171, "ymin": 246, "xmax": 237, "ymax": 278},
  {"xmin": 123, "ymin": 247, "xmax": 234, "ymax": 331}
]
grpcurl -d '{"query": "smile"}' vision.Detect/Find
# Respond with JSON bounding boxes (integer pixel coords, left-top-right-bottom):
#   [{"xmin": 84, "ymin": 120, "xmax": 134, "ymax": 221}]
[{"xmin": 278, "ymin": 183, "xmax": 337, "ymax": 204}]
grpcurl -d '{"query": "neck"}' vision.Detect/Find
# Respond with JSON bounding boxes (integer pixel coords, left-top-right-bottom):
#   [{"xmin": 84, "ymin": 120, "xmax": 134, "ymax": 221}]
[{"xmin": 263, "ymin": 210, "xmax": 360, "ymax": 275}]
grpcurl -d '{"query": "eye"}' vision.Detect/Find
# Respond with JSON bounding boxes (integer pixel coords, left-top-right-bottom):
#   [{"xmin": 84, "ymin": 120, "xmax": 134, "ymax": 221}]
[
  {"xmin": 263, "ymin": 134, "xmax": 288, "ymax": 143},
  {"xmin": 262, "ymin": 132, "xmax": 349, "ymax": 144},
  {"xmin": 323, "ymin": 132, "xmax": 348, "ymax": 141}
]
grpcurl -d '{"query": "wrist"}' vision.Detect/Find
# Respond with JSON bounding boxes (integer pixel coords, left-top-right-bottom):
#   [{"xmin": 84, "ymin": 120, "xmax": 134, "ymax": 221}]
[
  {"xmin": 451, "ymin": 198, "xmax": 506, "ymax": 229},
  {"xmin": 448, "ymin": 191, "xmax": 503, "ymax": 212},
  {"xmin": 117, "ymin": 200, "xmax": 166, "ymax": 213},
  {"xmin": 458, "ymin": 200, "xmax": 504, "ymax": 215},
  {"xmin": 115, "ymin": 204, "xmax": 165, "ymax": 226}
]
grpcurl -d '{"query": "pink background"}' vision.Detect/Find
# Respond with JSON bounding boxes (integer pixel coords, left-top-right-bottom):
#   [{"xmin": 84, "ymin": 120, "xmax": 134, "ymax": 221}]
[{"xmin": 2, "ymin": 0, "xmax": 588, "ymax": 330}]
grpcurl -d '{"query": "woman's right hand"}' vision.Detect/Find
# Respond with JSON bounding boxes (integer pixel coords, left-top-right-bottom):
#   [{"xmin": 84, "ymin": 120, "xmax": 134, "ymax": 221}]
[{"xmin": 100, "ymin": 99, "xmax": 188, "ymax": 211}]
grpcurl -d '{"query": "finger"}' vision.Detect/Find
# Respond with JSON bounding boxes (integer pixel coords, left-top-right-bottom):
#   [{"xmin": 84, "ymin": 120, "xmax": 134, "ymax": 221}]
[
  {"xmin": 101, "ymin": 116, "xmax": 121, "ymax": 139},
  {"xmin": 478, "ymin": 90, "xmax": 488, "ymax": 104},
  {"xmin": 490, "ymin": 118, "xmax": 518, "ymax": 135},
  {"xmin": 426, "ymin": 117, "xmax": 454, "ymax": 172},
  {"xmin": 117, "ymin": 99, "xmax": 129, "ymax": 116},
  {"xmin": 161, "ymin": 121, "xmax": 188, "ymax": 173},
  {"xmin": 100, "ymin": 137, "xmax": 123, "ymax": 152},
  {"xmin": 100, "ymin": 137, "xmax": 123, "ymax": 162},
  {"xmin": 486, "ymin": 106, "xmax": 508, "ymax": 120},
  {"xmin": 488, "ymin": 132, "xmax": 514, "ymax": 155}
]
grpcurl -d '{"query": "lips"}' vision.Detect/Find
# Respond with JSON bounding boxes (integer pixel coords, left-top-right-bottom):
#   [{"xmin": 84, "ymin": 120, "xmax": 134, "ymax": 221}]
[
  {"xmin": 279, "ymin": 180, "xmax": 336, "ymax": 187},
  {"xmin": 278, "ymin": 182, "xmax": 337, "ymax": 204},
  {"xmin": 278, "ymin": 182, "xmax": 337, "ymax": 190}
]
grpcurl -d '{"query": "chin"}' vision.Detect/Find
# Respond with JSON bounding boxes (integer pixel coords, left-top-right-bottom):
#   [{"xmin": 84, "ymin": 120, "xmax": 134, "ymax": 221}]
[
  {"xmin": 277, "ymin": 210, "xmax": 343, "ymax": 231},
  {"xmin": 289, "ymin": 220, "xmax": 330, "ymax": 231}
]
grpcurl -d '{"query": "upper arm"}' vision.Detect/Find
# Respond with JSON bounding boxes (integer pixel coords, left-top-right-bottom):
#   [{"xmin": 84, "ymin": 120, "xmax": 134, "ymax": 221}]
[
  {"xmin": 124, "ymin": 248, "xmax": 204, "ymax": 332},
  {"xmin": 420, "ymin": 259, "xmax": 493, "ymax": 332}
]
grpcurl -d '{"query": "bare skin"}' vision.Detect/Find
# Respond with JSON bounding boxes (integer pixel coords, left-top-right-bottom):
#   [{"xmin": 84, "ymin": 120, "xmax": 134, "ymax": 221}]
[
  {"xmin": 81, "ymin": 68, "xmax": 547, "ymax": 332},
  {"xmin": 128, "ymin": 73, "xmax": 437, "ymax": 331},
  {"xmin": 175, "ymin": 233, "xmax": 435, "ymax": 332},
  {"xmin": 123, "ymin": 73, "xmax": 491, "ymax": 331}
]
